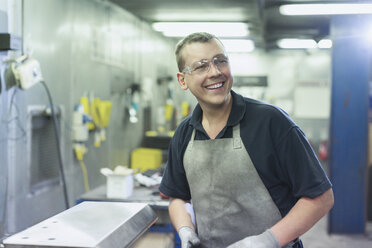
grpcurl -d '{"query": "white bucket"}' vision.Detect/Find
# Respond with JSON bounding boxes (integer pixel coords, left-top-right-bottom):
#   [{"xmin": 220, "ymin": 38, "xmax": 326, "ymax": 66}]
[
  {"xmin": 106, "ymin": 174, "xmax": 133, "ymax": 199},
  {"xmin": 101, "ymin": 166, "xmax": 135, "ymax": 199}
]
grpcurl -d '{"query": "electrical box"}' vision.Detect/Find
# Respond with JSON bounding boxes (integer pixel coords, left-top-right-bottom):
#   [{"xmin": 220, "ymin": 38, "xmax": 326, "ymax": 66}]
[
  {"xmin": 14, "ymin": 58, "xmax": 43, "ymax": 90},
  {"xmin": 72, "ymin": 111, "xmax": 89, "ymax": 142}
]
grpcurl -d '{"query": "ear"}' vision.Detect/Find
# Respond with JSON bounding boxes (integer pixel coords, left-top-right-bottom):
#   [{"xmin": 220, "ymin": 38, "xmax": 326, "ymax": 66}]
[{"xmin": 177, "ymin": 72, "xmax": 188, "ymax": 90}]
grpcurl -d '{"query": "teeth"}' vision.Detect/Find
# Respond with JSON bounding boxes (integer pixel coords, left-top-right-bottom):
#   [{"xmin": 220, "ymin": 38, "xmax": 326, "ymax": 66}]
[{"xmin": 206, "ymin": 83, "xmax": 223, "ymax": 89}]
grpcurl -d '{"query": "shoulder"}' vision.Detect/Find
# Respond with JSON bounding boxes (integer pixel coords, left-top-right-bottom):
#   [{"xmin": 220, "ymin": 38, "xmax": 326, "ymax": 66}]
[
  {"xmin": 237, "ymin": 97, "xmax": 297, "ymax": 144},
  {"xmin": 175, "ymin": 115, "xmax": 193, "ymax": 136},
  {"xmin": 231, "ymin": 91, "xmax": 293, "ymax": 125},
  {"xmin": 241, "ymin": 97, "xmax": 296, "ymax": 129},
  {"xmin": 171, "ymin": 115, "xmax": 193, "ymax": 146}
]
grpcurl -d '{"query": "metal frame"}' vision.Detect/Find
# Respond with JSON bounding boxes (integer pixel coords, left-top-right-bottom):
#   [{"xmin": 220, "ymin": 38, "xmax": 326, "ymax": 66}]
[{"xmin": 328, "ymin": 15, "xmax": 369, "ymax": 234}]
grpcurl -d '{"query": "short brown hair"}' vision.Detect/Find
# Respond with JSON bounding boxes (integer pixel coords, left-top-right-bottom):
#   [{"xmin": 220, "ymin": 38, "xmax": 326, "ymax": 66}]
[{"xmin": 175, "ymin": 32, "xmax": 222, "ymax": 72}]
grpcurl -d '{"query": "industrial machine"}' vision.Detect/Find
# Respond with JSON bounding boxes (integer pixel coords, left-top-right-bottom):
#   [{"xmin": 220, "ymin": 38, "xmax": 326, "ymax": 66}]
[{"xmin": 2, "ymin": 201, "xmax": 158, "ymax": 248}]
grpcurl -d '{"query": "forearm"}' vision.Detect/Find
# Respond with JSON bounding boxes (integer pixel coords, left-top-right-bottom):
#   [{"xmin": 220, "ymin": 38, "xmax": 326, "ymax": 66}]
[
  {"xmin": 169, "ymin": 197, "xmax": 195, "ymax": 232},
  {"xmin": 271, "ymin": 188, "xmax": 334, "ymax": 246}
]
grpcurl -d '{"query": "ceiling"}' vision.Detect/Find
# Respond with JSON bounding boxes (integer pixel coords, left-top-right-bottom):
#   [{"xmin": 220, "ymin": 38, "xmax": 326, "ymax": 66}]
[{"xmin": 108, "ymin": 0, "xmax": 356, "ymax": 50}]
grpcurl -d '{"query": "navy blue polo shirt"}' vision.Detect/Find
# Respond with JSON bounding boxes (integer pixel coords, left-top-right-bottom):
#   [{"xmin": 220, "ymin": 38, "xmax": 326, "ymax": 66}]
[{"xmin": 159, "ymin": 90, "xmax": 332, "ymax": 217}]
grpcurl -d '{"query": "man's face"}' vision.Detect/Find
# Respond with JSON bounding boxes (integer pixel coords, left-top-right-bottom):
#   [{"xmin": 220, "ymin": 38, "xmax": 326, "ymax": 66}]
[{"xmin": 178, "ymin": 38, "xmax": 233, "ymax": 109}]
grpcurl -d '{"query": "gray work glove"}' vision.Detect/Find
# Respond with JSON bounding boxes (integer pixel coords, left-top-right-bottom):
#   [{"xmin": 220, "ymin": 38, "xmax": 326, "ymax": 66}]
[
  {"xmin": 227, "ymin": 229, "xmax": 281, "ymax": 248},
  {"xmin": 178, "ymin": 226, "xmax": 201, "ymax": 248}
]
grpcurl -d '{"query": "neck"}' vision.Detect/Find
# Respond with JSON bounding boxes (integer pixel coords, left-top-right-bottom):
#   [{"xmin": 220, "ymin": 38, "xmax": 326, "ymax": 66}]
[{"xmin": 200, "ymin": 93, "xmax": 233, "ymax": 139}]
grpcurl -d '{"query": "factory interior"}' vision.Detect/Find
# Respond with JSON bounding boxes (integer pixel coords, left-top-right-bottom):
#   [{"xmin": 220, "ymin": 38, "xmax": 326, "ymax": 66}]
[{"xmin": 1, "ymin": 0, "xmax": 372, "ymax": 247}]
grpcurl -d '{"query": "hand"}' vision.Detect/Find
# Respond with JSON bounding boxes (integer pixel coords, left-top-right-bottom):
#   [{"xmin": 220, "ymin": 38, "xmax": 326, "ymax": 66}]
[
  {"xmin": 227, "ymin": 229, "xmax": 281, "ymax": 248},
  {"xmin": 178, "ymin": 226, "xmax": 201, "ymax": 248}
]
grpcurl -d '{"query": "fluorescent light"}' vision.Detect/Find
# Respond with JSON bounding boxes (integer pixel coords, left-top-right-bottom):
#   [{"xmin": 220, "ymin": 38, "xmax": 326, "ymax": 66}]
[
  {"xmin": 277, "ymin": 38, "xmax": 333, "ymax": 49},
  {"xmin": 152, "ymin": 12, "xmax": 248, "ymax": 22},
  {"xmin": 277, "ymin": 39, "xmax": 317, "ymax": 49},
  {"xmin": 221, "ymin": 39, "xmax": 255, "ymax": 53},
  {"xmin": 152, "ymin": 22, "xmax": 249, "ymax": 37},
  {"xmin": 318, "ymin": 39, "xmax": 332, "ymax": 49},
  {"xmin": 280, "ymin": 4, "xmax": 372, "ymax": 15}
]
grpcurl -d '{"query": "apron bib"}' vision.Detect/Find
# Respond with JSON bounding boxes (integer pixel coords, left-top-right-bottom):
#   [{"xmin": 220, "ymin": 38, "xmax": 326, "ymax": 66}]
[{"xmin": 183, "ymin": 124, "xmax": 283, "ymax": 247}]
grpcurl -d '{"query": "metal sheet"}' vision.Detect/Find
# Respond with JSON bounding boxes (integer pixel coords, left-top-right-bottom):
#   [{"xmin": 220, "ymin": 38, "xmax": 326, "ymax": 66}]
[{"xmin": 3, "ymin": 201, "xmax": 158, "ymax": 248}]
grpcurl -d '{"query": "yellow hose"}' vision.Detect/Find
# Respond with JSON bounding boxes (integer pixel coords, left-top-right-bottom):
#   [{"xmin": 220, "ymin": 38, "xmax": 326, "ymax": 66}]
[
  {"xmin": 74, "ymin": 146, "xmax": 90, "ymax": 192},
  {"xmin": 78, "ymin": 159, "xmax": 90, "ymax": 192}
]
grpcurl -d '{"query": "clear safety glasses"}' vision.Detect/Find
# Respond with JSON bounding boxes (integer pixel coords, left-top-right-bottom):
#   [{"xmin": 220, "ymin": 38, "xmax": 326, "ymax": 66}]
[{"xmin": 182, "ymin": 54, "xmax": 229, "ymax": 75}]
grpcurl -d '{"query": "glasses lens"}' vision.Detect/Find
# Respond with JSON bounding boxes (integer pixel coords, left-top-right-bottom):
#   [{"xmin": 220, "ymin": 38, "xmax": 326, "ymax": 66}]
[
  {"xmin": 185, "ymin": 55, "xmax": 229, "ymax": 75},
  {"xmin": 213, "ymin": 55, "xmax": 229, "ymax": 69},
  {"xmin": 190, "ymin": 60, "xmax": 210, "ymax": 74}
]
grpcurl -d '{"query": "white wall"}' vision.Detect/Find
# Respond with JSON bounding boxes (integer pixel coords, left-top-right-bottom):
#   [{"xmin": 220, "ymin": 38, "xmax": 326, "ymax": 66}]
[
  {"xmin": 229, "ymin": 49, "xmax": 331, "ymax": 118},
  {"xmin": 5, "ymin": 0, "xmax": 21, "ymax": 34},
  {"xmin": 0, "ymin": 0, "xmax": 7, "ymax": 11}
]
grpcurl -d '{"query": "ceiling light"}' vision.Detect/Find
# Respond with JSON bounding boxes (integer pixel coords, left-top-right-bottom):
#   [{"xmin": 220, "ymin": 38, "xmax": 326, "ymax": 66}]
[
  {"xmin": 152, "ymin": 22, "xmax": 249, "ymax": 37},
  {"xmin": 280, "ymin": 4, "xmax": 372, "ymax": 15},
  {"xmin": 277, "ymin": 39, "xmax": 317, "ymax": 49},
  {"xmin": 153, "ymin": 12, "xmax": 248, "ymax": 22},
  {"xmin": 318, "ymin": 39, "xmax": 332, "ymax": 49},
  {"xmin": 221, "ymin": 39, "xmax": 255, "ymax": 53}
]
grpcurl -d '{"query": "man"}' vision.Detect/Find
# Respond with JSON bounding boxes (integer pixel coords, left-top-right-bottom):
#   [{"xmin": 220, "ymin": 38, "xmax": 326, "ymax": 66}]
[{"xmin": 159, "ymin": 32, "xmax": 334, "ymax": 248}]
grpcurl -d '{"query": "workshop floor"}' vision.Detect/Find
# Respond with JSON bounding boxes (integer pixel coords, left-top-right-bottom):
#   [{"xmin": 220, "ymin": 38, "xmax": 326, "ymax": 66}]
[
  {"xmin": 301, "ymin": 216, "xmax": 372, "ymax": 247},
  {"xmin": 133, "ymin": 232, "xmax": 174, "ymax": 248}
]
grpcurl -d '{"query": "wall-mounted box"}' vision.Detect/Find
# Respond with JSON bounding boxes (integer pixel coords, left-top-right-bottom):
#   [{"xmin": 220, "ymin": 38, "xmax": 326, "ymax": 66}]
[{"xmin": 0, "ymin": 33, "xmax": 22, "ymax": 50}]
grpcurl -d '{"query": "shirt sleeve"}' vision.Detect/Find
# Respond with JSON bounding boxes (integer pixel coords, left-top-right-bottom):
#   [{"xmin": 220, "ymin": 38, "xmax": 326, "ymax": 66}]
[
  {"xmin": 159, "ymin": 127, "xmax": 191, "ymax": 200},
  {"xmin": 276, "ymin": 126, "xmax": 332, "ymax": 199}
]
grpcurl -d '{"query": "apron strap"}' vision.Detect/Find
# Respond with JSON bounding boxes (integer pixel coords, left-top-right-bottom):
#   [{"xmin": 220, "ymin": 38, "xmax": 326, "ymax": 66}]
[
  {"xmin": 233, "ymin": 124, "xmax": 242, "ymax": 149},
  {"xmin": 189, "ymin": 128, "xmax": 196, "ymax": 148}
]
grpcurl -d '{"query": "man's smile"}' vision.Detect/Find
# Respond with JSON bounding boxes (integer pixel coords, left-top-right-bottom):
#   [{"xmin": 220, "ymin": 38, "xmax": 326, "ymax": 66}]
[{"xmin": 205, "ymin": 82, "xmax": 225, "ymax": 90}]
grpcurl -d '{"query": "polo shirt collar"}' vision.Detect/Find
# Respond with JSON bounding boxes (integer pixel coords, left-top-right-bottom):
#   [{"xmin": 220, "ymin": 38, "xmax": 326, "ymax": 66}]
[{"xmin": 189, "ymin": 90, "xmax": 246, "ymax": 130}]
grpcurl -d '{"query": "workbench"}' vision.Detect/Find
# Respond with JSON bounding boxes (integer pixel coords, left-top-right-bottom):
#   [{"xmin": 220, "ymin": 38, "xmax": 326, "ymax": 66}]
[
  {"xmin": 78, "ymin": 185, "xmax": 179, "ymax": 247},
  {"xmin": 78, "ymin": 185, "xmax": 170, "ymax": 223}
]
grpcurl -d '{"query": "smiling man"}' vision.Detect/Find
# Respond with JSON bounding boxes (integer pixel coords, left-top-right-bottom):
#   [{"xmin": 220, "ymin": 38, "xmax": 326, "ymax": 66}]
[{"xmin": 159, "ymin": 32, "xmax": 334, "ymax": 248}]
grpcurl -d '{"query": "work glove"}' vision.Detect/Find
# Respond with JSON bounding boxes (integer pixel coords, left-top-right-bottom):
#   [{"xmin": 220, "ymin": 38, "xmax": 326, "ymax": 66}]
[
  {"xmin": 178, "ymin": 226, "xmax": 201, "ymax": 248},
  {"xmin": 227, "ymin": 229, "xmax": 281, "ymax": 248}
]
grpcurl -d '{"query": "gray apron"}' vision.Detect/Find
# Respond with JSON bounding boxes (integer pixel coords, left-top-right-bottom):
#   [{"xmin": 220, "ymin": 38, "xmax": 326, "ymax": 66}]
[{"xmin": 183, "ymin": 124, "xmax": 288, "ymax": 248}]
